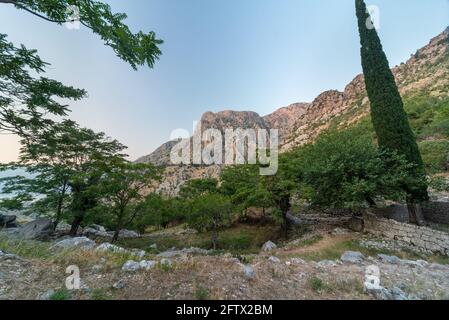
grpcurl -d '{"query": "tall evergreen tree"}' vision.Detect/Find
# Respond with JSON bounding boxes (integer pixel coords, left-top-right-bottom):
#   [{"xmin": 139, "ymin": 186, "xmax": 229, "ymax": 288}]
[{"xmin": 355, "ymin": 0, "xmax": 428, "ymax": 222}]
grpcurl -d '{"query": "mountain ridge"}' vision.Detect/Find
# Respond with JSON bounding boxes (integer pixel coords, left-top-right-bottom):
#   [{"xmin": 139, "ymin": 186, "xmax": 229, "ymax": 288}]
[{"xmin": 137, "ymin": 27, "xmax": 449, "ymax": 169}]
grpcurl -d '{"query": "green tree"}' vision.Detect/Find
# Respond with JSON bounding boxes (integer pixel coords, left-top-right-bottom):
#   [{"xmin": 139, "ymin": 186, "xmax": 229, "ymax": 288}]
[
  {"xmin": 179, "ymin": 178, "xmax": 219, "ymax": 200},
  {"xmin": 0, "ymin": 34, "xmax": 86, "ymax": 137},
  {"xmin": 0, "ymin": 163, "xmax": 71, "ymax": 228},
  {"xmin": 296, "ymin": 127, "xmax": 425, "ymax": 209},
  {"xmin": 19, "ymin": 120, "xmax": 127, "ymax": 235},
  {"xmin": 355, "ymin": 0, "xmax": 428, "ymax": 223},
  {"xmin": 0, "ymin": 0, "xmax": 162, "ymax": 69},
  {"xmin": 94, "ymin": 157, "xmax": 160, "ymax": 242},
  {"xmin": 186, "ymin": 193, "xmax": 233, "ymax": 250},
  {"xmin": 132, "ymin": 194, "xmax": 184, "ymax": 232}
]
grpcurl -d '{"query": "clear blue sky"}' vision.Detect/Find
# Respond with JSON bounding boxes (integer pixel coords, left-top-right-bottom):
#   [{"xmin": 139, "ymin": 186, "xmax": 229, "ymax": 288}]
[{"xmin": 0, "ymin": 0, "xmax": 448, "ymax": 162}]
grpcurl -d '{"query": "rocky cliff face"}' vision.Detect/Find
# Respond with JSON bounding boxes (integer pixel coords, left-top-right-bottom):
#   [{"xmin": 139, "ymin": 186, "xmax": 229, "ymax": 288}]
[
  {"xmin": 281, "ymin": 28, "xmax": 449, "ymax": 151},
  {"xmin": 138, "ymin": 28, "xmax": 449, "ymax": 196}
]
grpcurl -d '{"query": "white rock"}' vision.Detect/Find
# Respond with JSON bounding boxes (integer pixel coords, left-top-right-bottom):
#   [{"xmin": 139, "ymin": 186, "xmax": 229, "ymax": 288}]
[
  {"xmin": 95, "ymin": 242, "xmax": 127, "ymax": 254},
  {"xmin": 268, "ymin": 256, "xmax": 281, "ymax": 263},
  {"xmin": 131, "ymin": 249, "xmax": 146, "ymax": 259},
  {"xmin": 89, "ymin": 224, "xmax": 106, "ymax": 232},
  {"xmin": 122, "ymin": 260, "xmax": 140, "ymax": 272},
  {"xmin": 53, "ymin": 237, "xmax": 96, "ymax": 250},
  {"xmin": 378, "ymin": 254, "xmax": 402, "ymax": 264},
  {"xmin": 290, "ymin": 258, "xmax": 306, "ymax": 265},
  {"xmin": 139, "ymin": 260, "xmax": 157, "ymax": 270},
  {"xmin": 341, "ymin": 251, "xmax": 364, "ymax": 264},
  {"xmin": 261, "ymin": 241, "xmax": 277, "ymax": 252},
  {"xmin": 243, "ymin": 265, "xmax": 256, "ymax": 280}
]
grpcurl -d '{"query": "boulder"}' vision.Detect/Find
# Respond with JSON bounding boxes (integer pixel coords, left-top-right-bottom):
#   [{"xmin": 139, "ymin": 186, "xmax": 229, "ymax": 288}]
[
  {"xmin": 53, "ymin": 237, "xmax": 96, "ymax": 250},
  {"xmin": 121, "ymin": 259, "xmax": 156, "ymax": 272},
  {"xmin": 131, "ymin": 249, "xmax": 146, "ymax": 259},
  {"xmin": 375, "ymin": 287, "xmax": 409, "ymax": 301},
  {"xmin": 341, "ymin": 251, "xmax": 364, "ymax": 264},
  {"xmin": 55, "ymin": 222, "xmax": 71, "ymax": 233},
  {"xmin": 0, "ymin": 214, "xmax": 17, "ymax": 228},
  {"xmin": 122, "ymin": 260, "xmax": 140, "ymax": 272},
  {"xmin": 378, "ymin": 254, "xmax": 402, "ymax": 265},
  {"xmin": 109, "ymin": 229, "xmax": 140, "ymax": 239},
  {"xmin": 139, "ymin": 260, "xmax": 157, "ymax": 270},
  {"xmin": 89, "ymin": 224, "xmax": 106, "ymax": 232},
  {"xmin": 82, "ymin": 228, "xmax": 110, "ymax": 239},
  {"xmin": 243, "ymin": 265, "xmax": 256, "ymax": 280},
  {"xmin": 268, "ymin": 256, "xmax": 281, "ymax": 263},
  {"xmin": 289, "ymin": 258, "xmax": 306, "ymax": 265},
  {"xmin": 261, "ymin": 241, "xmax": 277, "ymax": 252},
  {"xmin": 95, "ymin": 243, "xmax": 127, "ymax": 254},
  {"xmin": 348, "ymin": 216, "xmax": 364, "ymax": 232},
  {"xmin": 18, "ymin": 218, "xmax": 54, "ymax": 240}
]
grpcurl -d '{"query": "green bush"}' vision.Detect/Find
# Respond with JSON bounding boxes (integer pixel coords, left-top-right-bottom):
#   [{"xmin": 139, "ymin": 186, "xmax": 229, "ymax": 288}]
[{"xmin": 294, "ymin": 127, "xmax": 425, "ymax": 208}]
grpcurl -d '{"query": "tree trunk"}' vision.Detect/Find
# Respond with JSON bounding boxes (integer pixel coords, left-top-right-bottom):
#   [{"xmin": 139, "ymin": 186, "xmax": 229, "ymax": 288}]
[
  {"xmin": 69, "ymin": 215, "xmax": 83, "ymax": 237},
  {"xmin": 112, "ymin": 212, "xmax": 124, "ymax": 243},
  {"xmin": 211, "ymin": 227, "xmax": 218, "ymax": 250},
  {"xmin": 407, "ymin": 201, "xmax": 425, "ymax": 226},
  {"xmin": 53, "ymin": 185, "xmax": 67, "ymax": 231},
  {"xmin": 279, "ymin": 195, "xmax": 291, "ymax": 236}
]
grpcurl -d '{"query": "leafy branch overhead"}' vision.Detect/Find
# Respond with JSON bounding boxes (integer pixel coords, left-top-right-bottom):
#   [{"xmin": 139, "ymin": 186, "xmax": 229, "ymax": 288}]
[
  {"xmin": 0, "ymin": 0, "xmax": 163, "ymax": 69},
  {"xmin": 0, "ymin": 34, "xmax": 86, "ymax": 136}
]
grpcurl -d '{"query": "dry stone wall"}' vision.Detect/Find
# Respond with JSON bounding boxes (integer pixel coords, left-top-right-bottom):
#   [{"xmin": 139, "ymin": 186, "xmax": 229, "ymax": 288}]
[{"xmin": 363, "ymin": 211, "xmax": 449, "ymax": 256}]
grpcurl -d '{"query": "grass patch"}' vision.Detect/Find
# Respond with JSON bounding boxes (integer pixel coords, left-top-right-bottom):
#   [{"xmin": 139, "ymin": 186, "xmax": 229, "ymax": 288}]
[
  {"xmin": 308, "ymin": 276, "xmax": 324, "ymax": 293},
  {"xmin": 0, "ymin": 235, "xmax": 135, "ymax": 270},
  {"xmin": 118, "ymin": 224, "xmax": 280, "ymax": 255}
]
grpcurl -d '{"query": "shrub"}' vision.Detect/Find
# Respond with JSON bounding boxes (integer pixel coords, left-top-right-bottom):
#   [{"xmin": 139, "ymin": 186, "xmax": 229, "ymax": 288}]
[{"xmin": 295, "ymin": 127, "xmax": 425, "ymax": 208}]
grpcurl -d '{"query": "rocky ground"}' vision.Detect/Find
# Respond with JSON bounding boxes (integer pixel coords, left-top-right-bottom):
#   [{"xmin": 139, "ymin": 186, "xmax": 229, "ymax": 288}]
[{"xmin": 1, "ymin": 224, "xmax": 448, "ymax": 300}]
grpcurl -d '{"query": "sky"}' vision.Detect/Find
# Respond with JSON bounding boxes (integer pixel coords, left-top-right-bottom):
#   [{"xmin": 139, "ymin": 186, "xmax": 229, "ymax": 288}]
[{"xmin": 0, "ymin": 0, "xmax": 448, "ymax": 163}]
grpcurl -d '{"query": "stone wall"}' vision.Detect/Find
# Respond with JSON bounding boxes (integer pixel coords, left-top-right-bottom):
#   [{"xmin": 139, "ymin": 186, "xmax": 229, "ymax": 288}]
[
  {"xmin": 371, "ymin": 202, "xmax": 449, "ymax": 226},
  {"xmin": 422, "ymin": 202, "xmax": 449, "ymax": 225},
  {"xmin": 363, "ymin": 211, "xmax": 449, "ymax": 256}
]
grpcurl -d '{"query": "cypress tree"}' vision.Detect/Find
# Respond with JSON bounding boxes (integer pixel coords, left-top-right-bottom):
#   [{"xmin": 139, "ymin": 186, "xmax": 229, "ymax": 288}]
[{"xmin": 355, "ymin": 0, "xmax": 428, "ymax": 220}]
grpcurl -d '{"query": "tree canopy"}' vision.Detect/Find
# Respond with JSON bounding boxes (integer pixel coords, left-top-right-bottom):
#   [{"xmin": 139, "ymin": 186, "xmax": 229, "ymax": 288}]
[{"xmin": 1, "ymin": 0, "xmax": 163, "ymax": 69}]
